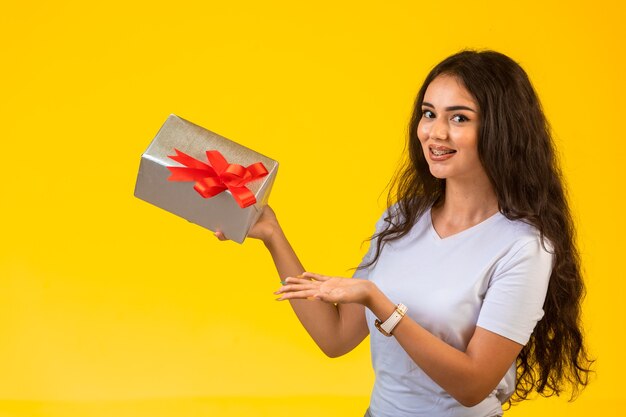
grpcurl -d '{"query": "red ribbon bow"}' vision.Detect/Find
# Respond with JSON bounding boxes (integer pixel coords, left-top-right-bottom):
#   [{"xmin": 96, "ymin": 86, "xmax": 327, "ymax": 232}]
[{"xmin": 167, "ymin": 148, "xmax": 268, "ymax": 208}]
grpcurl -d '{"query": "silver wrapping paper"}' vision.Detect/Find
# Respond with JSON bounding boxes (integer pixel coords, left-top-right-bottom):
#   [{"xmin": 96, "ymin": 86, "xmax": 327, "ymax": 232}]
[{"xmin": 134, "ymin": 114, "xmax": 278, "ymax": 243}]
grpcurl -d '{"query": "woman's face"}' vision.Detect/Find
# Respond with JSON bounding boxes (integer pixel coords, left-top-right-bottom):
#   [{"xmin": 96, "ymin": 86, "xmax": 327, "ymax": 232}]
[{"xmin": 417, "ymin": 75, "xmax": 485, "ymax": 182}]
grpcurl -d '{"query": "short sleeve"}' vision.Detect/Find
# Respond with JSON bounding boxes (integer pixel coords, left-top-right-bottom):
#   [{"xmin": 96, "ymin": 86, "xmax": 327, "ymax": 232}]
[
  {"xmin": 476, "ymin": 237, "xmax": 554, "ymax": 345},
  {"xmin": 351, "ymin": 209, "xmax": 390, "ymax": 279}
]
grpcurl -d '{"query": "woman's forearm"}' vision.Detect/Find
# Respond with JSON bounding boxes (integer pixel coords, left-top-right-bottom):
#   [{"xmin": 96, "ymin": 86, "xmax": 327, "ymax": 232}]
[
  {"xmin": 264, "ymin": 227, "xmax": 346, "ymax": 356},
  {"xmin": 365, "ymin": 286, "xmax": 521, "ymax": 407}
]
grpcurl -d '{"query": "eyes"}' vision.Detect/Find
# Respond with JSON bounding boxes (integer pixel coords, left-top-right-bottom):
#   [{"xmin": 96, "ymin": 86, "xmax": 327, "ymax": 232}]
[{"xmin": 421, "ymin": 109, "xmax": 471, "ymax": 123}]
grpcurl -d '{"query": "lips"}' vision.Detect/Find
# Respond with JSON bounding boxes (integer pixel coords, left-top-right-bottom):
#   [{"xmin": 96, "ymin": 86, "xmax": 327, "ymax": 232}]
[
  {"xmin": 428, "ymin": 145, "xmax": 456, "ymax": 161},
  {"xmin": 431, "ymin": 148, "xmax": 455, "ymax": 156},
  {"xmin": 429, "ymin": 145, "xmax": 456, "ymax": 156}
]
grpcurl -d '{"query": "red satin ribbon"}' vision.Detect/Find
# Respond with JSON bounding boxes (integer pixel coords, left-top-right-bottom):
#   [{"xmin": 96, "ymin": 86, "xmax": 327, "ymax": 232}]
[{"xmin": 166, "ymin": 148, "xmax": 268, "ymax": 208}]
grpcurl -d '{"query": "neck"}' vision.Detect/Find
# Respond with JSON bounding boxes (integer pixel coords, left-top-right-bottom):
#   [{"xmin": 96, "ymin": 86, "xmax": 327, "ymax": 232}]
[{"xmin": 435, "ymin": 176, "xmax": 499, "ymax": 223}]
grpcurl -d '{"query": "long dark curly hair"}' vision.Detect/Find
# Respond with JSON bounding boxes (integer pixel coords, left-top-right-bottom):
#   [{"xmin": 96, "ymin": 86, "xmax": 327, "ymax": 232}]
[{"xmin": 361, "ymin": 50, "xmax": 593, "ymax": 404}]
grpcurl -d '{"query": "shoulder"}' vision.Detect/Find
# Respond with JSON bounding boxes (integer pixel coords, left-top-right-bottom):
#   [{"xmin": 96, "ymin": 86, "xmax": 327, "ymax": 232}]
[
  {"xmin": 489, "ymin": 216, "xmax": 555, "ymax": 275},
  {"xmin": 498, "ymin": 216, "xmax": 553, "ymax": 252},
  {"xmin": 373, "ymin": 201, "xmax": 429, "ymax": 232},
  {"xmin": 372, "ymin": 203, "xmax": 398, "ymax": 233}
]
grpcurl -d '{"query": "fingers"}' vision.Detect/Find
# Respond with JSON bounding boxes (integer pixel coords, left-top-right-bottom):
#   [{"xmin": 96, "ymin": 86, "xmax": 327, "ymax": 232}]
[
  {"xmin": 275, "ymin": 289, "xmax": 320, "ymax": 301},
  {"xmin": 283, "ymin": 276, "xmax": 316, "ymax": 285},
  {"xmin": 275, "ymin": 276, "xmax": 321, "ymax": 301},
  {"xmin": 214, "ymin": 231, "xmax": 228, "ymax": 241},
  {"xmin": 301, "ymin": 271, "xmax": 330, "ymax": 281},
  {"xmin": 275, "ymin": 283, "xmax": 317, "ymax": 294},
  {"xmin": 274, "ymin": 273, "xmax": 337, "ymax": 303}
]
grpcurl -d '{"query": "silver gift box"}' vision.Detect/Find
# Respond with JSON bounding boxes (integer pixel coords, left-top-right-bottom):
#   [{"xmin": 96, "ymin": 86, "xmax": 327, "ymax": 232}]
[{"xmin": 134, "ymin": 114, "xmax": 278, "ymax": 243}]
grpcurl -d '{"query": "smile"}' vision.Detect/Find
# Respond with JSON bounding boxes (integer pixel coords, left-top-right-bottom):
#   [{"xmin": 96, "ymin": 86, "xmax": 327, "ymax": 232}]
[
  {"xmin": 429, "ymin": 145, "xmax": 456, "ymax": 155},
  {"xmin": 431, "ymin": 148, "xmax": 456, "ymax": 156},
  {"xmin": 428, "ymin": 145, "xmax": 457, "ymax": 161}
]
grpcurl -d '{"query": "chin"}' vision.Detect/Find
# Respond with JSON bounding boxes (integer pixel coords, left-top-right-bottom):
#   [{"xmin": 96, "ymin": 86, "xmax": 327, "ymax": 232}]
[{"xmin": 428, "ymin": 168, "xmax": 448, "ymax": 180}]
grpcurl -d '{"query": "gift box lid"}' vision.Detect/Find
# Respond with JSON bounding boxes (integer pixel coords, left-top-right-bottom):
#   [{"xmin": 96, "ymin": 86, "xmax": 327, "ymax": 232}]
[{"xmin": 142, "ymin": 114, "xmax": 278, "ymax": 198}]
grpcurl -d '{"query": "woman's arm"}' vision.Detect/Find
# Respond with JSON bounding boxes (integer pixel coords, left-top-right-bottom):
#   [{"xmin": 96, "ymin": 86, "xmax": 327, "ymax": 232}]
[
  {"xmin": 277, "ymin": 273, "xmax": 522, "ymax": 407},
  {"xmin": 367, "ymin": 285, "xmax": 522, "ymax": 407},
  {"xmin": 215, "ymin": 206, "xmax": 369, "ymax": 357}
]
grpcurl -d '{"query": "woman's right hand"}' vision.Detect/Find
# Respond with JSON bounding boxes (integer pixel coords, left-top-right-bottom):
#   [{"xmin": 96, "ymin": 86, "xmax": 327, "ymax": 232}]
[{"xmin": 214, "ymin": 205, "xmax": 280, "ymax": 245}]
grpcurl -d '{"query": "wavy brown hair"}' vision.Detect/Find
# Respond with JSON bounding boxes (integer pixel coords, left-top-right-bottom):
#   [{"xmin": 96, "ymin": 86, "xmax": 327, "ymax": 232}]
[{"xmin": 361, "ymin": 50, "xmax": 593, "ymax": 404}]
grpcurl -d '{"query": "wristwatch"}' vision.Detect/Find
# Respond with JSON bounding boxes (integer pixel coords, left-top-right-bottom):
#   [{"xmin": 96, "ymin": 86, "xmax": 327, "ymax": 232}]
[{"xmin": 374, "ymin": 303, "xmax": 408, "ymax": 337}]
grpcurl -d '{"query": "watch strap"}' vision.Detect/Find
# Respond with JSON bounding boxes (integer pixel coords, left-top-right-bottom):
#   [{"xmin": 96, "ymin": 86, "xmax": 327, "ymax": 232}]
[{"xmin": 374, "ymin": 303, "xmax": 407, "ymax": 337}]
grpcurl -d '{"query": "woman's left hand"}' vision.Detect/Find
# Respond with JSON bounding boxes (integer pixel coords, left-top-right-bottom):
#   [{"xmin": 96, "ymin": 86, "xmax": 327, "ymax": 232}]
[{"xmin": 275, "ymin": 271, "xmax": 374, "ymax": 306}]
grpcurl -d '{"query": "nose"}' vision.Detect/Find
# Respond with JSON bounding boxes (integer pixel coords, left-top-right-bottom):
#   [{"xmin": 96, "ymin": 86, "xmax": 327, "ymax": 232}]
[{"xmin": 430, "ymin": 117, "xmax": 448, "ymax": 141}]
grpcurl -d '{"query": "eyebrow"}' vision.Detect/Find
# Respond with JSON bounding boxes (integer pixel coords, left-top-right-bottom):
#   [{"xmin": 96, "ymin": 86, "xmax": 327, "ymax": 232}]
[{"xmin": 422, "ymin": 102, "xmax": 477, "ymax": 113}]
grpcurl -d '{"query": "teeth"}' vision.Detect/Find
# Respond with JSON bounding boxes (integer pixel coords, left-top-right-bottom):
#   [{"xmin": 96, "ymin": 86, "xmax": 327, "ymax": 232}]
[{"xmin": 431, "ymin": 148, "xmax": 454, "ymax": 156}]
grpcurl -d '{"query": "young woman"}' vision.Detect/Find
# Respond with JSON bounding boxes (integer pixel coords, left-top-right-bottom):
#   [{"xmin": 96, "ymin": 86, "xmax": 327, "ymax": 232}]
[{"xmin": 216, "ymin": 50, "xmax": 592, "ymax": 416}]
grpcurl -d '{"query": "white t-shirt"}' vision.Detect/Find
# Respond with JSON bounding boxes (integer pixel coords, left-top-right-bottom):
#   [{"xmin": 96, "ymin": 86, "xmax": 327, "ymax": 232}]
[{"xmin": 354, "ymin": 206, "xmax": 553, "ymax": 417}]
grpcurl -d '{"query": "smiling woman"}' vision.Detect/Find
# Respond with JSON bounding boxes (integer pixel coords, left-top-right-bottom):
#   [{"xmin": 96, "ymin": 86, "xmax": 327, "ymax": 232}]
[{"xmin": 215, "ymin": 50, "xmax": 593, "ymax": 417}]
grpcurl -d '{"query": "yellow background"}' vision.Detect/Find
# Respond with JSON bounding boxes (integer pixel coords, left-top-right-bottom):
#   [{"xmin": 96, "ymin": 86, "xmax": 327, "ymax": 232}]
[{"xmin": 1, "ymin": 0, "xmax": 624, "ymax": 416}]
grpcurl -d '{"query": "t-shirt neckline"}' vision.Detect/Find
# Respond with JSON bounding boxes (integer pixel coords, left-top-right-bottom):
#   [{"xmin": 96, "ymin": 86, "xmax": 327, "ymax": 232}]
[{"xmin": 428, "ymin": 207, "xmax": 503, "ymax": 243}]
